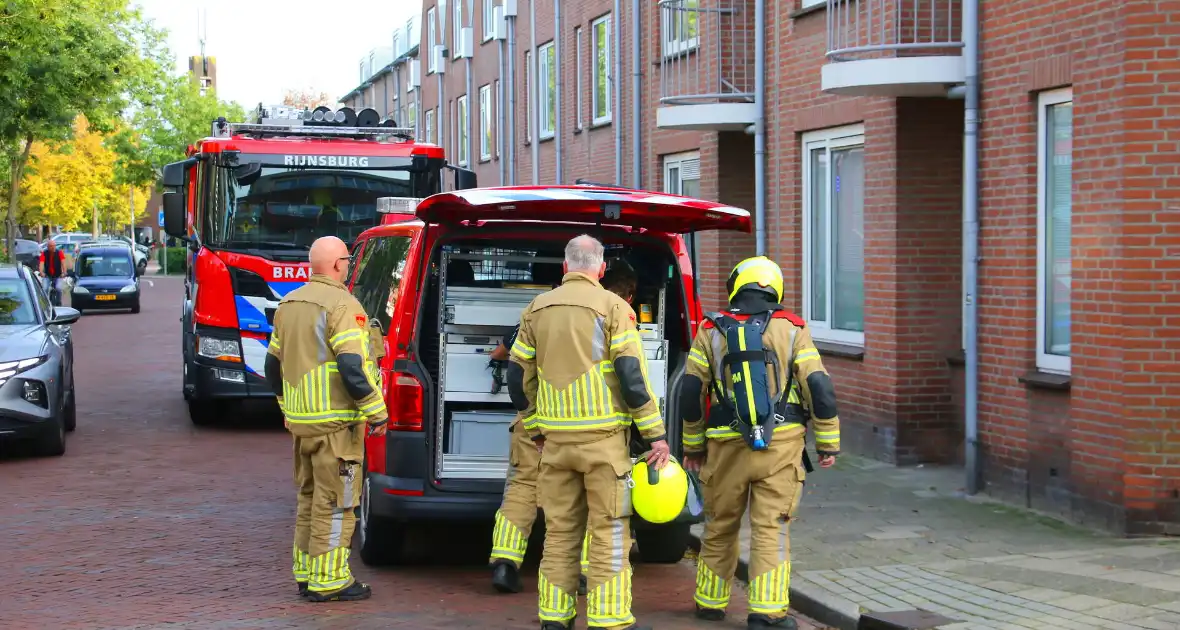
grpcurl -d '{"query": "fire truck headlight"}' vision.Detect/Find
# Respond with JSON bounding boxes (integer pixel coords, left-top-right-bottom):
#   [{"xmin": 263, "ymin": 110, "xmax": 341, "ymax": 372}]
[{"xmin": 197, "ymin": 336, "xmax": 242, "ymax": 363}]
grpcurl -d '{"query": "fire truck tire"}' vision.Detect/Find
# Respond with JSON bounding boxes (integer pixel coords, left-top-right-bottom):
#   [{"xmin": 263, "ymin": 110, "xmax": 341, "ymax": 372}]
[
  {"xmin": 357, "ymin": 475, "xmax": 404, "ymax": 566},
  {"xmin": 634, "ymin": 522, "xmax": 691, "ymax": 564},
  {"xmin": 187, "ymin": 399, "xmax": 220, "ymax": 426}
]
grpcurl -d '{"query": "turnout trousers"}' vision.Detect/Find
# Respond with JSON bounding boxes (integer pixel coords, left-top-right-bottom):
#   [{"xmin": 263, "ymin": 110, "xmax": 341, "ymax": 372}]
[
  {"xmin": 490, "ymin": 422, "xmax": 591, "ymax": 573},
  {"xmin": 537, "ymin": 431, "xmax": 635, "ymax": 630},
  {"xmin": 694, "ymin": 433, "xmax": 806, "ymax": 620},
  {"xmin": 291, "ymin": 424, "xmax": 365, "ymax": 594}
]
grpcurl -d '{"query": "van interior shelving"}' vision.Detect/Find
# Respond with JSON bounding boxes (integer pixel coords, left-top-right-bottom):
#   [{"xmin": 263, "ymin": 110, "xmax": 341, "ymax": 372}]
[{"xmin": 419, "ymin": 238, "xmax": 686, "ymax": 482}]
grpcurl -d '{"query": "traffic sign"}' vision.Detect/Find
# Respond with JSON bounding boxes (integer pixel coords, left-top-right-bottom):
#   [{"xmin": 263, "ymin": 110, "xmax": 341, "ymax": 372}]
[{"xmin": 158, "ymin": 210, "xmax": 165, "ymax": 227}]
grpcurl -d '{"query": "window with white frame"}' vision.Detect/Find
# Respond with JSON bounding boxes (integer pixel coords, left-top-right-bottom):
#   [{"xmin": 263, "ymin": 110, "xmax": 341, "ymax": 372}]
[
  {"xmin": 479, "ymin": 84, "xmax": 492, "ymax": 160},
  {"xmin": 575, "ymin": 27, "xmax": 584, "ymax": 131},
  {"xmin": 407, "ymin": 102, "xmax": 417, "ymax": 135},
  {"xmin": 802, "ymin": 125, "xmax": 866, "ymax": 346},
  {"xmin": 427, "ymin": 7, "xmax": 437, "ymax": 73},
  {"xmin": 525, "ymin": 50, "xmax": 533, "ymax": 142},
  {"xmin": 1037, "ymin": 88, "xmax": 1073, "ymax": 373},
  {"xmin": 662, "ymin": 0, "xmax": 699, "ymax": 57},
  {"xmin": 538, "ymin": 41, "xmax": 556, "ymax": 139},
  {"xmin": 664, "ymin": 151, "xmax": 701, "ymax": 262},
  {"xmin": 454, "ymin": 0, "xmax": 464, "ymax": 57},
  {"xmin": 483, "ymin": 0, "xmax": 495, "ymax": 41},
  {"xmin": 457, "ymin": 94, "xmax": 469, "ymax": 166},
  {"xmin": 800, "ymin": 0, "xmax": 825, "ymax": 9},
  {"xmin": 425, "ymin": 108, "xmax": 435, "ymax": 144},
  {"xmin": 592, "ymin": 14, "xmax": 612, "ymax": 124}
]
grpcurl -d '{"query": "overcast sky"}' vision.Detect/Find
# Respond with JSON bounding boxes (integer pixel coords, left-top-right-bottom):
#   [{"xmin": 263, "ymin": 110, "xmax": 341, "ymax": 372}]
[{"xmin": 131, "ymin": 0, "xmax": 420, "ymax": 108}]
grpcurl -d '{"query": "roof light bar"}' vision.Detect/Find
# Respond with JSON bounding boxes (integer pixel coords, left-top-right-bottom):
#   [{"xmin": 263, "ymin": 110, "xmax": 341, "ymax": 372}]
[
  {"xmin": 375, "ymin": 196, "xmax": 423, "ymax": 214},
  {"xmin": 211, "ymin": 120, "xmax": 415, "ymax": 140}
]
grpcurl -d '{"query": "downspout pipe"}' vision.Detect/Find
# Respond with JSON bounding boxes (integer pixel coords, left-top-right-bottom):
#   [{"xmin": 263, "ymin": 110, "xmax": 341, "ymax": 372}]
[
  {"xmin": 507, "ymin": 13, "xmax": 517, "ymax": 184},
  {"xmin": 962, "ymin": 0, "xmax": 982, "ymax": 495},
  {"xmin": 753, "ymin": 0, "xmax": 766, "ymax": 256},
  {"xmin": 554, "ymin": 0, "xmax": 563, "ymax": 183},
  {"xmin": 631, "ymin": 0, "xmax": 641, "ymax": 188},
  {"xmin": 498, "ymin": 26, "xmax": 507, "ymax": 185},
  {"xmin": 613, "ymin": 0, "xmax": 622, "ymax": 185},
  {"xmin": 530, "ymin": 0, "xmax": 539, "ymax": 184}
]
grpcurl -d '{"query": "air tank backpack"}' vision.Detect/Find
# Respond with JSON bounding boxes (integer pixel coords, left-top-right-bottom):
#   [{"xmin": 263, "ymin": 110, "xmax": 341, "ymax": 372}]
[{"xmin": 702, "ymin": 310, "xmax": 791, "ymax": 452}]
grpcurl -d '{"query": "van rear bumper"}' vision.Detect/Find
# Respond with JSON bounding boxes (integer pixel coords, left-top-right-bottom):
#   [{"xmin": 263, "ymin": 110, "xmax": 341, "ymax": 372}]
[{"xmin": 367, "ymin": 471, "xmax": 502, "ymax": 522}]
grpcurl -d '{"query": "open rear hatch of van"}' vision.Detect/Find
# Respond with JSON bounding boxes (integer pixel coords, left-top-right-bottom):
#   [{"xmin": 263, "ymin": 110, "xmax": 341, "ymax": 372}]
[{"xmin": 414, "ymin": 186, "xmax": 751, "ymax": 484}]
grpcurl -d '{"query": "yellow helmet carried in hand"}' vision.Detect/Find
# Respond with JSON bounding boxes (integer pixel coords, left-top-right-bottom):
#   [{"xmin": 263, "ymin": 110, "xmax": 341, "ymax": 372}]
[
  {"xmin": 726, "ymin": 256, "xmax": 784, "ymax": 303},
  {"xmin": 631, "ymin": 458, "xmax": 690, "ymax": 524}
]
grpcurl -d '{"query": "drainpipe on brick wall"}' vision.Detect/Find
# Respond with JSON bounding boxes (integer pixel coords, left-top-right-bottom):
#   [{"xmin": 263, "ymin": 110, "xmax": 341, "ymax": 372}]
[
  {"xmin": 507, "ymin": 10, "xmax": 517, "ymax": 185},
  {"xmin": 554, "ymin": 0, "xmax": 563, "ymax": 183},
  {"xmin": 613, "ymin": 0, "xmax": 623, "ymax": 185},
  {"xmin": 631, "ymin": 0, "xmax": 641, "ymax": 188},
  {"xmin": 498, "ymin": 21, "xmax": 507, "ymax": 185},
  {"xmin": 752, "ymin": 0, "xmax": 766, "ymax": 256},
  {"xmin": 530, "ymin": 0, "xmax": 539, "ymax": 184},
  {"xmin": 962, "ymin": 0, "xmax": 982, "ymax": 495}
]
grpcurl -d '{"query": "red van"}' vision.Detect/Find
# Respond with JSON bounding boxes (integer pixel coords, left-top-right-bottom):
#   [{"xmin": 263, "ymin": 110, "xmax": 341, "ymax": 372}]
[{"xmin": 346, "ymin": 185, "xmax": 751, "ymax": 567}]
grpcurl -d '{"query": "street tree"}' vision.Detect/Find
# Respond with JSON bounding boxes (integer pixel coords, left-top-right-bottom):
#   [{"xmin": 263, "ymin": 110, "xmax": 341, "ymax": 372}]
[
  {"xmin": 111, "ymin": 77, "xmax": 247, "ymax": 188},
  {"xmin": 0, "ymin": 0, "xmax": 167, "ymax": 254},
  {"xmin": 282, "ymin": 88, "xmax": 336, "ymax": 111}
]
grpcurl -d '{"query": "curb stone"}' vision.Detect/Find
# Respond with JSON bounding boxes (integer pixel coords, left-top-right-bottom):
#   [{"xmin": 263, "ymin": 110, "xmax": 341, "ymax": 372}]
[{"xmin": 687, "ymin": 532, "xmax": 863, "ymax": 630}]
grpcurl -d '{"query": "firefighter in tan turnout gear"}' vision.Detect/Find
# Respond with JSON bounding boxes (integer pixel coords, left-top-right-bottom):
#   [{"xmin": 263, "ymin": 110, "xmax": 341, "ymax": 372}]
[
  {"xmin": 264, "ymin": 236, "xmax": 389, "ymax": 603},
  {"xmin": 680, "ymin": 256, "xmax": 841, "ymax": 630},
  {"xmin": 507, "ymin": 236, "xmax": 669, "ymax": 630},
  {"xmin": 488, "ymin": 261, "xmax": 640, "ymax": 595}
]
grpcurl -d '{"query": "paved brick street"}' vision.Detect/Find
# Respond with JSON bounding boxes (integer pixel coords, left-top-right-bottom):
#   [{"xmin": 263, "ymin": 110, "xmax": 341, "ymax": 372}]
[{"xmin": 0, "ymin": 275, "xmax": 827, "ymax": 630}]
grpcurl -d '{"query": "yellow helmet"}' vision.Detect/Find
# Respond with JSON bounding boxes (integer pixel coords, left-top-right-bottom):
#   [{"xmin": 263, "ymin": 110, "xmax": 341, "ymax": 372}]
[
  {"xmin": 631, "ymin": 458, "xmax": 690, "ymax": 524},
  {"xmin": 726, "ymin": 256, "xmax": 784, "ymax": 303}
]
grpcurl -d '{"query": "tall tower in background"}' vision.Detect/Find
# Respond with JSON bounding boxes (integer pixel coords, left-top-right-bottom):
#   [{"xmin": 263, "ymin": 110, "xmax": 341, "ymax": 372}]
[{"xmin": 188, "ymin": 11, "xmax": 216, "ymax": 95}]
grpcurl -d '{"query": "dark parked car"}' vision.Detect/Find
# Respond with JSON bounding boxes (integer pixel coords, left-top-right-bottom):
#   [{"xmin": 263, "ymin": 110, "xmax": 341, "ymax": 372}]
[
  {"xmin": 12, "ymin": 239, "xmax": 41, "ymax": 269},
  {"xmin": 0, "ymin": 264, "xmax": 80, "ymax": 456},
  {"xmin": 69, "ymin": 246, "xmax": 140, "ymax": 314}
]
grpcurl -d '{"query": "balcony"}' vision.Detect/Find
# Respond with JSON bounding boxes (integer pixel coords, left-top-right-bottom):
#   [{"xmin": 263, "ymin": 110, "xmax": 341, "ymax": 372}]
[
  {"xmin": 822, "ymin": 0, "xmax": 965, "ymax": 97},
  {"xmin": 656, "ymin": 0, "xmax": 757, "ymax": 131}
]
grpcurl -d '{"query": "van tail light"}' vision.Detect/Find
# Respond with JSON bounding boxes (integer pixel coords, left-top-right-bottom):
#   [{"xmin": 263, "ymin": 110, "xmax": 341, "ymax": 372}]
[{"xmin": 389, "ymin": 372, "xmax": 424, "ymax": 431}]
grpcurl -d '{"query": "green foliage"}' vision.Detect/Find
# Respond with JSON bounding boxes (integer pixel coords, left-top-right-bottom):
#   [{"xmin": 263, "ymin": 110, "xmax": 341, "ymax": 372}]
[
  {"xmin": 0, "ymin": 0, "xmax": 169, "ymax": 255},
  {"xmin": 112, "ymin": 78, "xmax": 247, "ymax": 188},
  {"xmin": 157, "ymin": 246, "xmax": 187, "ymax": 274}
]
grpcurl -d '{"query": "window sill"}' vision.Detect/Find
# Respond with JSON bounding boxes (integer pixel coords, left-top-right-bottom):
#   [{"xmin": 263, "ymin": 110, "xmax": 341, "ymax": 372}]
[
  {"xmin": 573, "ymin": 125, "xmax": 584, "ymax": 135},
  {"xmin": 790, "ymin": 2, "xmax": 827, "ymax": 19},
  {"xmin": 590, "ymin": 119, "xmax": 612, "ymax": 130},
  {"xmin": 1019, "ymin": 369, "xmax": 1072, "ymax": 391},
  {"xmin": 814, "ymin": 340, "xmax": 865, "ymax": 361},
  {"xmin": 479, "ymin": 156, "xmax": 492, "ymax": 164},
  {"xmin": 539, "ymin": 133, "xmax": 555, "ymax": 143}
]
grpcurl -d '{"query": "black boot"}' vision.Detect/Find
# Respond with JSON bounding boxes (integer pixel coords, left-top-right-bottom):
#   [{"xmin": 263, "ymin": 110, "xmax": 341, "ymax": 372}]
[
  {"xmin": 296, "ymin": 581, "xmax": 308, "ymax": 597},
  {"xmin": 304, "ymin": 581, "xmax": 372, "ymax": 602},
  {"xmin": 577, "ymin": 574, "xmax": 587, "ymax": 595},
  {"xmin": 695, "ymin": 605, "xmax": 726, "ymax": 621},
  {"xmin": 540, "ymin": 624, "xmax": 570, "ymax": 630},
  {"xmin": 589, "ymin": 625, "xmax": 652, "ymax": 630},
  {"xmin": 492, "ymin": 560, "xmax": 524, "ymax": 594},
  {"xmin": 747, "ymin": 613, "xmax": 798, "ymax": 630}
]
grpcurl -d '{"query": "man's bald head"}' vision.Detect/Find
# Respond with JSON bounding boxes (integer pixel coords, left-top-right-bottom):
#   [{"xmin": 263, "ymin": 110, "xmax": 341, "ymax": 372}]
[
  {"xmin": 563, "ymin": 234, "xmax": 606, "ymax": 278},
  {"xmin": 309, "ymin": 236, "xmax": 350, "ymax": 282}
]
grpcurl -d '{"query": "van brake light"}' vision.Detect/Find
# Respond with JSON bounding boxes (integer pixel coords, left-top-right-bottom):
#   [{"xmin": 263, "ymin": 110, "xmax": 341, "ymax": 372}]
[{"xmin": 389, "ymin": 372, "xmax": 424, "ymax": 431}]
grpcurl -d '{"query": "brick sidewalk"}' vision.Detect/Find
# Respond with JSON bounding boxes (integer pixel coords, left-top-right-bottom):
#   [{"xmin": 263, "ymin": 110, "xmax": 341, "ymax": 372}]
[{"xmin": 692, "ymin": 455, "xmax": 1180, "ymax": 630}]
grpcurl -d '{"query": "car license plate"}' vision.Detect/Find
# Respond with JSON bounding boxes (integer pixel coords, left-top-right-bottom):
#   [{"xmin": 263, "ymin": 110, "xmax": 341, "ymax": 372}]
[{"xmin": 95, "ymin": 294, "xmax": 116, "ymax": 301}]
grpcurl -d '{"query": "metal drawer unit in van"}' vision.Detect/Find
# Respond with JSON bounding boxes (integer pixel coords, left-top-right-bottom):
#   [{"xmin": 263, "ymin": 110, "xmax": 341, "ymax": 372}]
[{"xmin": 433, "ymin": 249, "xmax": 560, "ymax": 480}]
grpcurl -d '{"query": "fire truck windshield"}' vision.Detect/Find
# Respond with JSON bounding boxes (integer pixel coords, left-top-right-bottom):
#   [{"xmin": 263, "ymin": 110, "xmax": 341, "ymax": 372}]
[{"xmin": 202, "ymin": 161, "xmax": 414, "ymax": 251}]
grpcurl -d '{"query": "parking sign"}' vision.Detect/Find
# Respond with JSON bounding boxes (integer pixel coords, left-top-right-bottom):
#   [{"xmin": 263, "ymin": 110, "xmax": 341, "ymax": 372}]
[{"xmin": 158, "ymin": 210, "xmax": 165, "ymax": 227}]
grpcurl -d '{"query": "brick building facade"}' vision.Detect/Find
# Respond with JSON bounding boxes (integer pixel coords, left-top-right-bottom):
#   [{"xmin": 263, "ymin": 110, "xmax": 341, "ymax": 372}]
[{"xmin": 339, "ymin": 0, "xmax": 1180, "ymax": 535}]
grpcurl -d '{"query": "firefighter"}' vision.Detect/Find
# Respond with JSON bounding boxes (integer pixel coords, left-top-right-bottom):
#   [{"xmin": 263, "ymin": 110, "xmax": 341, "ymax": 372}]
[
  {"xmin": 508, "ymin": 235, "xmax": 669, "ymax": 630},
  {"xmin": 38, "ymin": 241, "xmax": 67, "ymax": 306},
  {"xmin": 487, "ymin": 259, "xmax": 638, "ymax": 595},
  {"xmin": 264, "ymin": 236, "xmax": 389, "ymax": 603},
  {"xmin": 680, "ymin": 256, "xmax": 841, "ymax": 630}
]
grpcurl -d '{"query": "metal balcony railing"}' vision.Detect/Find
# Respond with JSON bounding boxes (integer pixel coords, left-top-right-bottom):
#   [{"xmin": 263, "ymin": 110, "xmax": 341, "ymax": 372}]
[
  {"xmin": 826, "ymin": 0, "xmax": 963, "ymax": 62},
  {"xmin": 658, "ymin": 0, "xmax": 754, "ymax": 107}
]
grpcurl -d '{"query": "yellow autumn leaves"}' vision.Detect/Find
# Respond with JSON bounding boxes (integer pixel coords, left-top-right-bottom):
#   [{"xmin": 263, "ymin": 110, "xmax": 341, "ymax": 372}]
[{"xmin": 20, "ymin": 116, "xmax": 150, "ymax": 232}]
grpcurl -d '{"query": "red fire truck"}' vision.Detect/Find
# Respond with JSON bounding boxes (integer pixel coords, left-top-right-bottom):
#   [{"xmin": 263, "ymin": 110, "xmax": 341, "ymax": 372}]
[{"xmin": 159, "ymin": 104, "xmax": 475, "ymax": 425}]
